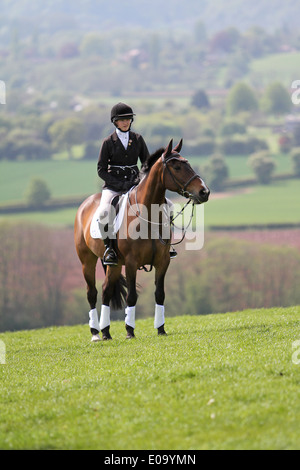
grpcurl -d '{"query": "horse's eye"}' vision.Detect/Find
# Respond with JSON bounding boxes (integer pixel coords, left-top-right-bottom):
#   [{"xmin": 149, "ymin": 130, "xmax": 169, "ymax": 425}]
[{"xmin": 174, "ymin": 164, "xmax": 181, "ymax": 171}]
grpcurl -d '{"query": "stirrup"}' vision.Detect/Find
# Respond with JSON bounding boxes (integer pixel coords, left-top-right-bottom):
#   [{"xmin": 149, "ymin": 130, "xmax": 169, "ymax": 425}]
[{"xmin": 103, "ymin": 247, "xmax": 118, "ymax": 266}]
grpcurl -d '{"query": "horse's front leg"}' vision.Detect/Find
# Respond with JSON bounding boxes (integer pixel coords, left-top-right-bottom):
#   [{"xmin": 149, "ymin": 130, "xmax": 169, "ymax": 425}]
[
  {"xmin": 154, "ymin": 258, "xmax": 170, "ymax": 336},
  {"xmin": 125, "ymin": 261, "xmax": 138, "ymax": 339}
]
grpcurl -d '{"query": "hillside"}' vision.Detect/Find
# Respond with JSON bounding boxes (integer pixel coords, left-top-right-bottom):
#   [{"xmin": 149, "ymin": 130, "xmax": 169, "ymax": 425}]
[
  {"xmin": 1, "ymin": 307, "xmax": 299, "ymax": 449},
  {"xmin": 1, "ymin": 0, "xmax": 299, "ymax": 33}
]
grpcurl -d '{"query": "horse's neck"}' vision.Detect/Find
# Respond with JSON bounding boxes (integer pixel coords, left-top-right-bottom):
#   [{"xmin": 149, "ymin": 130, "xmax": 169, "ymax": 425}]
[{"xmin": 137, "ymin": 166, "xmax": 165, "ymax": 208}]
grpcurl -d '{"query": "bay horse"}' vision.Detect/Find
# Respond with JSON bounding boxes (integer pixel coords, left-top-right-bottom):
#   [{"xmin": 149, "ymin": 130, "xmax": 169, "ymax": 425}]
[{"xmin": 74, "ymin": 139, "xmax": 210, "ymax": 341}]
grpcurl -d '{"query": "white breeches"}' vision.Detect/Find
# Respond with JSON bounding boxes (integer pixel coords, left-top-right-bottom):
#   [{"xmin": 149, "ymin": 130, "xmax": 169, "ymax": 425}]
[{"xmin": 99, "ymin": 189, "xmax": 122, "ymax": 223}]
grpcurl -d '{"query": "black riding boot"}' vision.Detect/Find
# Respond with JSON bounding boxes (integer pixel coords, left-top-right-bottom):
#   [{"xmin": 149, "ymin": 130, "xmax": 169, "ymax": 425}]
[{"xmin": 99, "ymin": 221, "xmax": 118, "ymax": 266}]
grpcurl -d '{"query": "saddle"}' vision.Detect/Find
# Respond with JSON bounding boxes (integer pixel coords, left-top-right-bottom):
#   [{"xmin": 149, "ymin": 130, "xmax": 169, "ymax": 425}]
[{"xmin": 90, "ymin": 193, "xmax": 128, "ymax": 240}]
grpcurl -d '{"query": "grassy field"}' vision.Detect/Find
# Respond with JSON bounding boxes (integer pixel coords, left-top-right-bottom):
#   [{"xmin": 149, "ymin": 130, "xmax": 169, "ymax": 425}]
[
  {"xmin": 1, "ymin": 178, "xmax": 299, "ymax": 229},
  {"xmin": 204, "ymin": 179, "xmax": 300, "ymax": 227},
  {"xmin": 248, "ymin": 52, "xmax": 300, "ymax": 87},
  {"xmin": 0, "ymin": 159, "xmax": 99, "ymax": 205},
  {"xmin": 0, "ymin": 307, "xmax": 300, "ymax": 450},
  {"xmin": 0, "ymin": 153, "xmax": 293, "ymax": 205},
  {"xmin": 0, "ymin": 156, "xmax": 299, "ymax": 228}
]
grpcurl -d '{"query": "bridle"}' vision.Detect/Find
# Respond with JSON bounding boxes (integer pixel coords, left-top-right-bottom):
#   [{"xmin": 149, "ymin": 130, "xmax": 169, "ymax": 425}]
[
  {"xmin": 162, "ymin": 154, "xmax": 200, "ymax": 199},
  {"xmin": 127, "ymin": 152, "xmax": 200, "ymax": 242}
]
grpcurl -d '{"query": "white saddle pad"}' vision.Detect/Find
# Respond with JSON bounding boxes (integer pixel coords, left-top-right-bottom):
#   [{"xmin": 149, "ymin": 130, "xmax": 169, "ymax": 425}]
[{"xmin": 90, "ymin": 193, "xmax": 128, "ymax": 239}]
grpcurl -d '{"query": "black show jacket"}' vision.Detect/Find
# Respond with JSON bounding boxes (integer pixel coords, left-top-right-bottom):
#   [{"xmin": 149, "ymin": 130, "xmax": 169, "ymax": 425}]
[{"xmin": 97, "ymin": 131, "xmax": 150, "ymax": 191}]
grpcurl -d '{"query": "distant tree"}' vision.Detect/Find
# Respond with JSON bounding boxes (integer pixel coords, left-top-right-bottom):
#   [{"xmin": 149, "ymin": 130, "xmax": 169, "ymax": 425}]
[
  {"xmin": 209, "ymin": 27, "xmax": 240, "ymax": 53},
  {"xmin": 0, "ymin": 137, "xmax": 18, "ymax": 161},
  {"xmin": 248, "ymin": 151, "xmax": 276, "ymax": 184},
  {"xmin": 11, "ymin": 27, "xmax": 21, "ymax": 59},
  {"xmin": 0, "ymin": 126, "xmax": 52, "ymax": 160},
  {"xmin": 83, "ymin": 142, "xmax": 99, "ymax": 160},
  {"xmin": 48, "ymin": 118, "xmax": 84, "ymax": 158},
  {"xmin": 151, "ymin": 122, "xmax": 181, "ymax": 139},
  {"xmin": 58, "ymin": 42, "xmax": 79, "ymax": 59},
  {"xmin": 191, "ymin": 89, "xmax": 210, "ymax": 109},
  {"xmin": 203, "ymin": 154, "xmax": 229, "ymax": 191},
  {"xmin": 290, "ymin": 148, "xmax": 300, "ymax": 176},
  {"xmin": 278, "ymin": 134, "xmax": 292, "ymax": 154},
  {"xmin": 80, "ymin": 33, "xmax": 104, "ymax": 57},
  {"xmin": 262, "ymin": 82, "xmax": 292, "ymax": 114},
  {"xmin": 220, "ymin": 121, "xmax": 246, "ymax": 136},
  {"xmin": 0, "ymin": 224, "xmax": 71, "ymax": 331},
  {"xmin": 194, "ymin": 20, "xmax": 207, "ymax": 43},
  {"xmin": 18, "ymin": 139, "xmax": 52, "ymax": 160},
  {"xmin": 226, "ymin": 82, "xmax": 258, "ymax": 115},
  {"xmin": 242, "ymin": 27, "xmax": 270, "ymax": 57},
  {"xmin": 25, "ymin": 178, "xmax": 51, "ymax": 207},
  {"xmin": 293, "ymin": 125, "xmax": 300, "ymax": 147},
  {"xmin": 149, "ymin": 34, "xmax": 161, "ymax": 68}
]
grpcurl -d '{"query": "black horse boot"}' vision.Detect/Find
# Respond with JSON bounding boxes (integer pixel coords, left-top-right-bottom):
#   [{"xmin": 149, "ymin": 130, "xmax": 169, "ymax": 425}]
[
  {"xmin": 125, "ymin": 324, "xmax": 135, "ymax": 339},
  {"xmin": 158, "ymin": 324, "xmax": 167, "ymax": 336},
  {"xmin": 170, "ymin": 248, "xmax": 177, "ymax": 259}
]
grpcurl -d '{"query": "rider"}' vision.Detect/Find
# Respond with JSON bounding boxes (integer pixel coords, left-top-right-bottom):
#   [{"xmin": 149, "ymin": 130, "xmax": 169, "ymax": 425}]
[
  {"xmin": 97, "ymin": 102, "xmax": 149, "ymax": 265},
  {"xmin": 97, "ymin": 102, "xmax": 177, "ymax": 265}
]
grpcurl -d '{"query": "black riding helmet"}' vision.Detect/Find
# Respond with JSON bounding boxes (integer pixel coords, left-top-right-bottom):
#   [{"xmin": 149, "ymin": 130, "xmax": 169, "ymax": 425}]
[{"xmin": 111, "ymin": 102, "xmax": 135, "ymax": 129}]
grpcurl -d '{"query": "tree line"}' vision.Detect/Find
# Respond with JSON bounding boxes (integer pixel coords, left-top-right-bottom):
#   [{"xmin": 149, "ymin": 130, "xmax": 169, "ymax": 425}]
[
  {"xmin": 0, "ymin": 80, "xmax": 296, "ymax": 162},
  {"xmin": 1, "ymin": 224, "xmax": 300, "ymax": 332},
  {"xmin": 0, "ymin": 223, "xmax": 75, "ymax": 332}
]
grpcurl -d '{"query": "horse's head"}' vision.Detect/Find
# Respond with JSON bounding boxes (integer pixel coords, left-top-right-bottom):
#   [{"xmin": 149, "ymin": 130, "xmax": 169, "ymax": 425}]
[{"xmin": 161, "ymin": 139, "xmax": 210, "ymax": 204}]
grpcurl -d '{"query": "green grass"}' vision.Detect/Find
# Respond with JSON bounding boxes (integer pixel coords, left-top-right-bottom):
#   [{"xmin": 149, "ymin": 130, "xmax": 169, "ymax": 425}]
[
  {"xmin": 0, "ymin": 156, "xmax": 298, "ymax": 228},
  {"xmin": 204, "ymin": 179, "xmax": 300, "ymax": 227},
  {"xmin": 0, "ymin": 207, "xmax": 79, "ymax": 227},
  {"xmin": 1, "ymin": 307, "xmax": 300, "ymax": 450},
  {"xmin": 191, "ymin": 152, "xmax": 292, "ymax": 179},
  {"xmin": 0, "ymin": 153, "xmax": 293, "ymax": 205},
  {"xmin": 0, "ymin": 159, "xmax": 99, "ymax": 205},
  {"xmin": 248, "ymin": 52, "xmax": 300, "ymax": 86},
  {"xmin": 2, "ymin": 177, "xmax": 299, "ymax": 228}
]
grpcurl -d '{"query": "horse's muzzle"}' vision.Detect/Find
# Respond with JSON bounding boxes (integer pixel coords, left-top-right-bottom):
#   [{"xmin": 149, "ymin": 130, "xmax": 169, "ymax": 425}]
[{"xmin": 193, "ymin": 188, "xmax": 210, "ymax": 204}]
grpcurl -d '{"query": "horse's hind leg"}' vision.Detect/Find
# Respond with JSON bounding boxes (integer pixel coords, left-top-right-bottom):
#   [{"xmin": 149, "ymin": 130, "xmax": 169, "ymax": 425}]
[
  {"xmin": 124, "ymin": 261, "xmax": 138, "ymax": 339},
  {"xmin": 80, "ymin": 250, "xmax": 100, "ymax": 341}
]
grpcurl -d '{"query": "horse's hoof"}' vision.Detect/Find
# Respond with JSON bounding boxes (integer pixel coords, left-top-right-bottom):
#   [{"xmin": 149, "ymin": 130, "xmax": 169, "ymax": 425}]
[
  {"xmin": 158, "ymin": 325, "xmax": 167, "ymax": 336},
  {"xmin": 125, "ymin": 325, "xmax": 135, "ymax": 339},
  {"xmin": 102, "ymin": 334, "xmax": 112, "ymax": 341},
  {"xmin": 101, "ymin": 326, "xmax": 112, "ymax": 341},
  {"xmin": 91, "ymin": 334, "xmax": 101, "ymax": 342}
]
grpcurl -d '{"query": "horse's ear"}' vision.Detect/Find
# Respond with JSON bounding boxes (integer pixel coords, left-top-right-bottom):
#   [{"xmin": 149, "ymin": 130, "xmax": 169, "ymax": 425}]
[
  {"xmin": 164, "ymin": 139, "xmax": 173, "ymax": 157},
  {"xmin": 173, "ymin": 138, "xmax": 183, "ymax": 154}
]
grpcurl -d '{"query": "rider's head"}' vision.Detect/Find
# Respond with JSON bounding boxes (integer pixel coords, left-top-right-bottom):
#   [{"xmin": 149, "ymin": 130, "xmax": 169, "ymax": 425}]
[{"xmin": 111, "ymin": 102, "xmax": 135, "ymax": 132}]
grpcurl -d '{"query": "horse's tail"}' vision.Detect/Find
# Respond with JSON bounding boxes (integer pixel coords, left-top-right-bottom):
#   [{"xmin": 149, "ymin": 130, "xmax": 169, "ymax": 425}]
[{"xmin": 100, "ymin": 260, "xmax": 127, "ymax": 310}]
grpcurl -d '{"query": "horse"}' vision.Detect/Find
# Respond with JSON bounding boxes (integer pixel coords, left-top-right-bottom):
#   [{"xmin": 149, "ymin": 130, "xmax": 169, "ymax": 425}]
[{"xmin": 74, "ymin": 139, "xmax": 210, "ymax": 341}]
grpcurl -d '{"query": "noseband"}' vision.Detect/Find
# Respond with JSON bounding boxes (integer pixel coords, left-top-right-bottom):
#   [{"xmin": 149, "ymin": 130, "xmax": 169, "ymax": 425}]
[{"xmin": 162, "ymin": 154, "xmax": 199, "ymax": 199}]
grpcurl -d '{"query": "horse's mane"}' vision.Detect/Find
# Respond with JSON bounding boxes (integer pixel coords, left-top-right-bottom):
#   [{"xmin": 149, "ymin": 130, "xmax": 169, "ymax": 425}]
[{"xmin": 140, "ymin": 148, "xmax": 165, "ymax": 175}]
